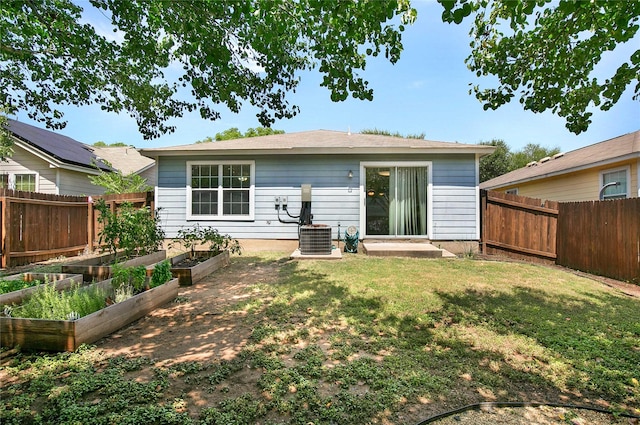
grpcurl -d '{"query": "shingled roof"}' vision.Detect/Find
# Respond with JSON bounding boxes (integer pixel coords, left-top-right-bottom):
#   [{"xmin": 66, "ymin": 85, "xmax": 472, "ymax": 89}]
[
  {"xmin": 90, "ymin": 146, "xmax": 155, "ymax": 175},
  {"xmin": 481, "ymin": 130, "xmax": 640, "ymax": 190},
  {"xmin": 6, "ymin": 119, "xmax": 111, "ymax": 172},
  {"xmin": 140, "ymin": 129, "xmax": 494, "ymax": 157}
]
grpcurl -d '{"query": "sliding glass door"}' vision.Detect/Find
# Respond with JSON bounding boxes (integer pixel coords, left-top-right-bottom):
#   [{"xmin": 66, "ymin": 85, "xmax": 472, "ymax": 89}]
[{"xmin": 364, "ymin": 164, "xmax": 429, "ymax": 237}]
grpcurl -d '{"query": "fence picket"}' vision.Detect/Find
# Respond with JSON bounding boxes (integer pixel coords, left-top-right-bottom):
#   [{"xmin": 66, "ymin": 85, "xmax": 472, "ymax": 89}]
[
  {"xmin": 0, "ymin": 189, "xmax": 154, "ymax": 268},
  {"xmin": 481, "ymin": 190, "xmax": 640, "ymax": 283}
]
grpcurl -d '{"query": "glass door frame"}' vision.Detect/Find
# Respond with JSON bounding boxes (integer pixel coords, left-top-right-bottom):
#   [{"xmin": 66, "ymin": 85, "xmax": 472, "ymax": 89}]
[{"xmin": 359, "ymin": 161, "xmax": 433, "ymax": 239}]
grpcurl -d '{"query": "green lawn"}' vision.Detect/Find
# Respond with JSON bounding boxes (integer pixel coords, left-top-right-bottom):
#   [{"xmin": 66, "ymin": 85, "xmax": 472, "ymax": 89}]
[{"xmin": 1, "ymin": 253, "xmax": 639, "ymax": 424}]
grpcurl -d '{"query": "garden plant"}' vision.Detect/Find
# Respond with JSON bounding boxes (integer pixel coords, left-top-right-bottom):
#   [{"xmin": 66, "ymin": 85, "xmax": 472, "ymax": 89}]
[
  {"xmin": 171, "ymin": 224, "xmax": 242, "ymax": 259},
  {"xmin": 1, "ymin": 253, "xmax": 638, "ymax": 424},
  {"xmin": 95, "ymin": 199, "xmax": 165, "ymax": 260}
]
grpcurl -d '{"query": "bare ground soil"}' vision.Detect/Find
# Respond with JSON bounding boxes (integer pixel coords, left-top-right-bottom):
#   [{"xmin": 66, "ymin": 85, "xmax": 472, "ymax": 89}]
[
  {"xmin": 2, "ymin": 251, "xmax": 638, "ymax": 424},
  {"xmin": 93, "ymin": 256, "xmax": 636, "ymax": 424}
]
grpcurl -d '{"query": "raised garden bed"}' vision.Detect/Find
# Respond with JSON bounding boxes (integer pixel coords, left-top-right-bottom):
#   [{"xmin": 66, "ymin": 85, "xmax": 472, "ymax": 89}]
[
  {"xmin": 61, "ymin": 250, "xmax": 166, "ymax": 282},
  {"xmin": 0, "ymin": 276, "xmax": 179, "ymax": 352},
  {"xmin": 167, "ymin": 250, "xmax": 230, "ymax": 286},
  {"xmin": 0, "ymin": 273, "xmax": 84, "ymax": 306}
]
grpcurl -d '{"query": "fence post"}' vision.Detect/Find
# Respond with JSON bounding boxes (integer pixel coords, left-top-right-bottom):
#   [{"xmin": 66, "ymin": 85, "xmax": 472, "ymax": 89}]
[
  {"xmin": 87, "ymin": 196, "xmax": 94, "ymax": 253},
  {"xmin": 480, "ymin": 189, "xmax": 487, "ymax": 254},
  {"xmin": 1, "ymin": 196, "xmax": 10, "ymax": 268}
]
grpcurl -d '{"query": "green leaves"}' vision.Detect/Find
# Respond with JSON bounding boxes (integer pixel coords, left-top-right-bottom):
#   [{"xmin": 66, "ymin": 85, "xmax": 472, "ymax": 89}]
[
  {"xmin": 1, "ymin": 0, "xmax": 415, "ymax": 139},
  {"xmin": 439, "ymin": 0, "xmax": 640, "ymax": 134}
]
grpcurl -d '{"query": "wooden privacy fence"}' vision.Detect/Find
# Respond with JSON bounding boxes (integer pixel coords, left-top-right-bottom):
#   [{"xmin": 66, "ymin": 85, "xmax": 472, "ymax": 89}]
[
  {"xmin": 481, "ymin": 190, "xmax": 640, "ymax": 283},
  {"xmin": 1, "ymin": 190, "xmax": 154, "ymax": 268},
  {"xmin": 481, "ymin": 190, "xmax": 559, "ymax": 261},
  {"xmin": 557, "ymin": 198, "xmax": 640, "ymax": 283}
]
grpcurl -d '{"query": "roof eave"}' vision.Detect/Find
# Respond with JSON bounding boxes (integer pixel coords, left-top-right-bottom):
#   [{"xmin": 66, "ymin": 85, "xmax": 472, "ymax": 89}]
[
  {"xmin": 141, "ymin": 146, "xmax": 494, "ymax": 158},
  {"xmin": 13, "ymin": 138, "xmax": 108, "ymax": 175},
  {"xmin": 483, "ymin": 152, "xmax": 640, "ymax": 189}
]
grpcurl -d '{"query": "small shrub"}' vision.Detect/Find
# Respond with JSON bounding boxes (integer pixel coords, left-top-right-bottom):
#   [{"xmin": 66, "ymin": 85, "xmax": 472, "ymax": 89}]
[
  {"xmin": 0, "ymin": 276, "xmax": 42, "ymax": 294},
  {"xmin": 150, "ymin": 260, "xmax": 172, "ymax": 288},
  {"xmin": 111, "ymin": 264, "xmax": 147, "ymax": 293},
  {"xmin": 95, "ymin": 199, "xmax": 165, "ymax": 260},
  {"xmin": 10, "ymin": 282, "xmax": 106, "ymax": 320},
  {"xmin": 171, "ymin": 224, "xmax": 241, "ymax": 257}
]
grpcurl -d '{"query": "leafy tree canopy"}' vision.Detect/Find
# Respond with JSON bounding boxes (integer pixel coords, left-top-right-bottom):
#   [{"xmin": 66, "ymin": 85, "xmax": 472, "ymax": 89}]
[
  {"xmin": 1, "ymin": 0, "xmax": 416, "ymax": 140},
  {"xmin": 361, "ymin": 128, "xmax": 426, "ymax": 139},
  {"xmin": 439, "ymin": 0, "xmax": 640, "ymax": 134},
  {"xmin": 479, "ymin": 139, "xmax": 510, "ymax": 183},
  {"xmin": 195, "ymin": 126, "xmax": 285, "ymax": 143},
  {"xmin": 92, "ymin": 141, "xmax": 130, "ymax": 147},
  {"xmin": 89, "ymin": 160, "xmax": 152, "ymax": 194},
  {"xmin": 0, "ymin": 113, "xmax": 12, "ymax": 162},
  {"xmin": 510, "ymin": 143, "xmax": 561, "ymax": 170},
  {"xmin": 479, "ymin": 139, "xmax": 561, "ymax": 182}
]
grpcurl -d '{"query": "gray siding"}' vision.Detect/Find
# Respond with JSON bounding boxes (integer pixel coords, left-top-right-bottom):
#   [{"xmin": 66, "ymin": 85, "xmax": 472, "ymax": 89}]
[
  {"xmin": 431, "ymin": 157, "xmax": 478, "ymax": 240},
  {"xmin": 157, "ymin": 153, "xmax": 479, "ymax": 241},
  {"xmin": 1, "ymin": 144, "xmax": 105, "ymax": 196},
  {"xmin": 1, "ymin": 146, "xmax": 57, "ymax": 193},
  {"xmin": 58, "ymin": 169, "xmax": 105, "ymax": 196}
]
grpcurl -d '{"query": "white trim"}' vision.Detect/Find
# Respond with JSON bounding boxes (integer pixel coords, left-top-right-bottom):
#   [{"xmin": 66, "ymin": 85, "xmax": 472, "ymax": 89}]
[
  {"xmin": 186, "ymin": 160, "xmax": 255, "ymax": 221},
  {"xmin": 484, "ymin": 152, "xmax": 640, "ymax": 190},
  {"xmin": 13, "ymin": 139, "xmax": 104, "ymax": 175},
  {"xmin": 3, "ymin": 171, "xmax": 39, "ymax": 192},
  {"xmin": 505, "ymin": 188, "xmax": 519, "ymax": 195},
  {"xmin": 142, "ymin": 146, "xmax": 494, "ymax": 157},
  {"xmin": 637, "ymin": 159, "xmax": 640, "ymax": 197},
  {"xmin": 475, "ymin": 153, "xmax": 480, "ymax": 240},
  {"xmin": 600, "ymin": 165, "xmax": 631, "ymax": 199},
  {"xmin": 359, "ymin": 161, "xmax": 433, "ymax": 239}
]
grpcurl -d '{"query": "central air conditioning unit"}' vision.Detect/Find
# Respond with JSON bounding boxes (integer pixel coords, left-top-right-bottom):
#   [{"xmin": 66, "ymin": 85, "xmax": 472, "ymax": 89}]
[{"xmin": 299, "ymin": 224, "xmax": 332, "ymax": 255}]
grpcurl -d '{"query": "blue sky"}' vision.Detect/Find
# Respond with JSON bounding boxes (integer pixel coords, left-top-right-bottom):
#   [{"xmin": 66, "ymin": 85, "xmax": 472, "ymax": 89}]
[{"xmin": 11, "ymin": 0, "xmax": 640, "ymax": 153}]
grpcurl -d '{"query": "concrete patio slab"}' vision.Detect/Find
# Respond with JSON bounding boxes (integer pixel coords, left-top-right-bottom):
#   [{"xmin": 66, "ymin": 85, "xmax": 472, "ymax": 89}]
[{"xmin": 362, "ymin": 242, "xmax": 456, "ymax": 258}]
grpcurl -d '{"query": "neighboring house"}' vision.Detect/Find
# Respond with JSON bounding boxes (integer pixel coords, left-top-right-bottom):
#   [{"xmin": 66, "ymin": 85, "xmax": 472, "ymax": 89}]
[
  {"xmin": 481, "ymin": 130, "xmax": 640, "ymax": 201},
  {"xmin": 90, "ymin": 146, "xmax": 157, "ymax": 188},
  {"xmin": 141, "ymin": 130, "xmax": 494, "ymax": 246},
  {"xmin": 1, "ymin": 119, "xmax": 112, "ymax": 195}
]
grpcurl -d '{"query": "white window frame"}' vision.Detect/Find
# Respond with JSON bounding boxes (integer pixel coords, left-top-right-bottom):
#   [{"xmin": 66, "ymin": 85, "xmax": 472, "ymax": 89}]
[
  {"xmin": 0, "ymin": 172, "xmax": 39, "ymax": 192},
  {"xmin": 186, "ymin": 160, "xmax": 255, "ymax": 221},
  {"xmin": 600, "ymin": 166, "xmax": 630, "ymax": 200},
  {"xmin": 505, "ymin": 188, "xmax": 519, "ymax": 195},
  {"xmin": 359, "ymin": 161, "xmax": 433, "ymax": 239}
]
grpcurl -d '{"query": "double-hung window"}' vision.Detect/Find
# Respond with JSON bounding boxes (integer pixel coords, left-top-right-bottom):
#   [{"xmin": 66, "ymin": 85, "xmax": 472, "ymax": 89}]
[
  {"xmin": 187, "ymin": 161, "xmax": 254, "ymax": 220},
  {"xmin": 0, "ymin": 173, "xmax": 37, "ymax": 192},
  {"xmin": 600, "ymin": 167, "xmax": 629, "ymax": 200}
]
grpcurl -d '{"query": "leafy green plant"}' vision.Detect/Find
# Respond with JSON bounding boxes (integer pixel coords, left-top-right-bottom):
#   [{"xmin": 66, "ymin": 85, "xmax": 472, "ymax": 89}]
[
  {"xmin": 89, "ymin": 162, "xmax": 153, "ymax": 194},
  {"xmin": 95, "ymin": 199, "xmax": 165, "ymax": 260},
  {"xmin": 171, "ymin": 224, "xmax": 241, "ymax": 257},
  {"xmin": 150, "ymin": 260, "xmax": 173, "ymax": 288},
  {"xmin": 111, "ymin": 264, "xmax": 147, "ymax": 293},
  {"xmin": 9, "ymin": 282, "xmax": 106, "ymax": 320},
  {"xmin": 0, "ymin": 276, "xmax": 41, "ymax": 294}
]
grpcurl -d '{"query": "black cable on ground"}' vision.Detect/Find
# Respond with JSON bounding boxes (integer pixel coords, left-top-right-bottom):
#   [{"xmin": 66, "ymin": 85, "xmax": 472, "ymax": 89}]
[{"xmin": 416, "ymin": 401, "xmax": 640, "ymax": 424}]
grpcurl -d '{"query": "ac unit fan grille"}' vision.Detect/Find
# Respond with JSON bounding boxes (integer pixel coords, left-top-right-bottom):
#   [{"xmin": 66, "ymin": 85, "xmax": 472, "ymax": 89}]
[{"xmin": 299, "ymin": 225, "xmax": 332, "ymax": 255}]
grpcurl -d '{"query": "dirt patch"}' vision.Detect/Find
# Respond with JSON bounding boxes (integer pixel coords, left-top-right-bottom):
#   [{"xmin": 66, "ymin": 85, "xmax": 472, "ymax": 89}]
[
  {"xmin": 2, "ymin": 250, "xmax": 637, "ymax": 424},
  {"xmin": 97, "ymin": 258, "xmax": 279, "ymax": 365}
]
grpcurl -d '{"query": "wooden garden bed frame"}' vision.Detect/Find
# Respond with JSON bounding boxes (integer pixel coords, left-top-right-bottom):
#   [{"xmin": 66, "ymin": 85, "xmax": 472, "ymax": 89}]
[
  {"xmin": 0, "ymin": 276, "xmax": 179, "ymax": 352},
  {"xmin": 0, "ymin": 273, "xmax": 84, "ymax": 306}
]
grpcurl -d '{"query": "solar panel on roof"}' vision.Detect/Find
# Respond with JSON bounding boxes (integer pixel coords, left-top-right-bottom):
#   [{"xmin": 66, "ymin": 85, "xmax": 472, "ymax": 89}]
[{"xmin": 6, "ymin": 119, "xmax": 111, "ymax": 171}]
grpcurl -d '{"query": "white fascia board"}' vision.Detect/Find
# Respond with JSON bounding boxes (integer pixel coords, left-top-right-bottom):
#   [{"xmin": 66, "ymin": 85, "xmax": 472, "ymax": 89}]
[
  {"xmin": 141, "ymin": 146, "xmax": 494, "ymax": 157},
  {"xmin": 14, "ymin": 139, "xmax": 103, "ymax": 175},
  {"xmin": 487, "ymin": 152, "xmax": 640, "ymax": 189}
]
